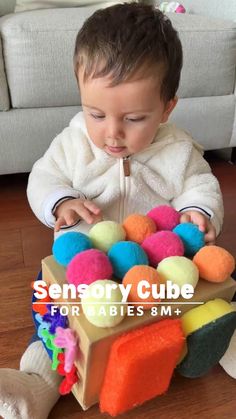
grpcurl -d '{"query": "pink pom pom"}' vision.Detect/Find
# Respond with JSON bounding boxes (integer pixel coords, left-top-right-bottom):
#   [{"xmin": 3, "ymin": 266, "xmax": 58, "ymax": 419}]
[
  {"xmin": 147, "ymin": 205, "xmax": 180, "ymax": 231},
  {"xmin": 176, "ymin": 4, "xmax": 186, "ymax": 13},
  {"xmin": 66, "ymin": 249, "xmax": 113, "ymax": 286},
  {"xmin": 142, "ymin": 231, "xmax": 184, "ymax": 266}
]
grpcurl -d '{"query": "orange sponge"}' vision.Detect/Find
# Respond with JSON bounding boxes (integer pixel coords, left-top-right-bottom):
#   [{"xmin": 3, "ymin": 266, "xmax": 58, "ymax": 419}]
[
  {"xmin": 193, "ymin": 245, "xmax": 235, "ymax": 282},
  {"xmin": 100, "ymin": 319, "xmax": 185, "ymax": 416},
  {"xmin": 122, "ymin": 213, "xmax": 156, "ymax": 244}
]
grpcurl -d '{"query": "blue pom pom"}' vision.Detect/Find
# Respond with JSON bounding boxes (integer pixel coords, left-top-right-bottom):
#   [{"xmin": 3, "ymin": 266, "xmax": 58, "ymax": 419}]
[
  {"xmin": 173, "ymin": 223, "xmax": 205, "ymax": 256},
  {"xmin": 108, "ymin": 241, "xmax": 149, "ymax": 279},
  {"xmin": 52, "ymin": 232, "xmax": 92, "ymax": 266}
]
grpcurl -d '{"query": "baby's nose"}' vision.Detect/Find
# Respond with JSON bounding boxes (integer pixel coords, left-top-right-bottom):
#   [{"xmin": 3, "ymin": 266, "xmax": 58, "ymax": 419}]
[{"xmin": 106, "ymin": 119, "xmax": 124, "ymax": 139}]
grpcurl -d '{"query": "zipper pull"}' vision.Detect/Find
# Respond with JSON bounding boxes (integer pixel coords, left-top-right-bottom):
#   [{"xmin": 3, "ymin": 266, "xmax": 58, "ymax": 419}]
[{"xmin": 123, "ymin": 157, "xmax": 130, "ymax": 177}]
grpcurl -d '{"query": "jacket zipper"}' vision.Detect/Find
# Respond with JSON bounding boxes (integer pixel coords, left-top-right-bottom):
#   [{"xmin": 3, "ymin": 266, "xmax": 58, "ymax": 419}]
[{"xmin": 119, "ymin": 157, "xmax": 130, "ymax": 222}]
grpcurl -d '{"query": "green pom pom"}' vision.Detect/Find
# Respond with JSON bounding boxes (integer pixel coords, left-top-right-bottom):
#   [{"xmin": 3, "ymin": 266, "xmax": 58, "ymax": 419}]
[
  {"xmin": 81, "ymin": 279, "xmax": 127, "ymax": 328},
  {"xmin": 89, "ymin": 221, "xmax": 126, "ymax": 253}
]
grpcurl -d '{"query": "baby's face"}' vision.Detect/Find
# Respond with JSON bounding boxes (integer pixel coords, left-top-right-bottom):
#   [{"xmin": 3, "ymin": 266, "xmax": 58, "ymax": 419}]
[{"xmin": 78, "ymin": 68, "xmax": 177, "ymax": 158}]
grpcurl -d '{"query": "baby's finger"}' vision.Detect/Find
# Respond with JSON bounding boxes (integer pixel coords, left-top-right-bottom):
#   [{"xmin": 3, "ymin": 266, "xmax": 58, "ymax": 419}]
[
  {"xmin": 83, "ymin": 200, "xmax": 101, "ymax": 215},
  {"xmin": 75, "ymin": 205, "xmax": 96, "ymax": 224},
  {"xmin": 54, "ymin": 216, "xmax": 66, "ymax": 232},
  {"xmin": 64, "ymin": 209, "xmax": 80, "ymax": 226},
  {"xmin": 92, "ymin": 213, "xmax": 104, "ymax": 224},
  {"xmin": 204, "ymin": 226, "xmax": 216, "ymax": 244},
  {"xmin": 189, "ymin": 212, "xmax": 207, "ymax": 232},
  {"xmin": 198, "ymin": 222, "xmax": 206, "ymax": 233},
  {"xmin": 180, "ymin": 213, "xmax": 191, "ymax": 223}
]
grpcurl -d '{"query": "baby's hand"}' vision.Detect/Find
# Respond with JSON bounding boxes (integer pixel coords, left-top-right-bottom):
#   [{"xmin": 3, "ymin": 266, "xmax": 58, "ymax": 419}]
[
  {"xmin": 179, "ymin": 210, "xmax": 216, "ymax": 245},
  {"xmin": 54, "ymin": 198, "xmax": 102, "ymax": 232}
]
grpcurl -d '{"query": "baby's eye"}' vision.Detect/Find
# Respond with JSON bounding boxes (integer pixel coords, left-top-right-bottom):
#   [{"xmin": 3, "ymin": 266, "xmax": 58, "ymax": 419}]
[
  {"xmin": 90, "ymin": 113, "xmax": 105, "ymax": 119},
  {"xmin": 126, "ymin": 116, "xmax": 145, "ymax": 122}
]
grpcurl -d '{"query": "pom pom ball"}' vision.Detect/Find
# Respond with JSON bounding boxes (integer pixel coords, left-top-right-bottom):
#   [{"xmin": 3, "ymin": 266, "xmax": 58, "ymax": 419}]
[
  {"xmin": 52, "ymin": 232, "xmax": 92, "ymax": 267},
  {"xmin": 81, "ymin": 279, "xmax": 127, "ymax": 327},
  {"xmin": 147, "ymin": 205, "xmax": 180, "ymax": 231},
  {"xmin": 173, "ymin": 222, "xmax": 205, "ymax": 256},
  {"xmin": 123, "ymin": 265, "xmax": 161, "ymax": 309},
  {"xmin": 157, "ymin": 256, "xmax": 199, "ymax": 289},
  {"xmin": 193, "ymin": 245, "xmax": 235, "ymax": 283},
  {"xmin": 142, "ymin": 231, "xmax": 184, "ymax": 266},
  {"xmin": 108, "ymin": 241, "xmax": 149, "ymax": 279},
  {"xmin": 122, "ymin": 213, "xmax": 156, "ymax": 244},
  {"xmin": 89, "ymin": 220, "xmax": 126, "ymax": 253},
  {"xmin": 66, "ymin": 249, "xmax": 113, "ymax": 286}
]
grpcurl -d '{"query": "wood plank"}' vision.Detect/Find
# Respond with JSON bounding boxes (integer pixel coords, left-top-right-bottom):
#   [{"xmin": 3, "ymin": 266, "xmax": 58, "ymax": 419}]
[
  {"xmin": 49, "ymin": 365, "xmax": 236, "ymax": 419},
  {"xmin": 0, "ymin": 327, "xmax": 34, "ymax": 369},
  {"xmin": 21, "ymin": 225, "xmax": 53, "ymax": 267},
  {"xmin": 0, "ymin": 229, "xmax": 24, "ymax": 271},
  {"xmin": 0, "ymin": 267, "xmax": 38, "ymax": 333}
]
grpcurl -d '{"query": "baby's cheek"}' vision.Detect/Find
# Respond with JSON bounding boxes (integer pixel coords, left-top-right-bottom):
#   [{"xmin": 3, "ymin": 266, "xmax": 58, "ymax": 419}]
[{"xmin": 88, "ymin": 127, "xmax": 104, "ymax": 148}]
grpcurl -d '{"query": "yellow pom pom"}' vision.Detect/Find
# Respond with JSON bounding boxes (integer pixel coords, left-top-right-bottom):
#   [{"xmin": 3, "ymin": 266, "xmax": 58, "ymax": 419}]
[
  {"xmin": 89, "ymin": 221, "xmax": 126, "ymax": 253},
  {"xmin": 157, "ymin": 256, "xmax": 199, "ymax": 288}
]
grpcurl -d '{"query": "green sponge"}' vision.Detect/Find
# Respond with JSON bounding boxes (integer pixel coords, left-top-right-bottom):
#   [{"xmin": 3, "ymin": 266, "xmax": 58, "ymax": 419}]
[{"xmin": 177, "ymin": 311, "xmax": 236, "ymax": 378}]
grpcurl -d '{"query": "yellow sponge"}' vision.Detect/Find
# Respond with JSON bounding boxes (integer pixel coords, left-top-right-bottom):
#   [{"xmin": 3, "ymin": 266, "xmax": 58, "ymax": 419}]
[{"xmin": 181, "ymin": 298, "xmax": 235, "ymax": 336}]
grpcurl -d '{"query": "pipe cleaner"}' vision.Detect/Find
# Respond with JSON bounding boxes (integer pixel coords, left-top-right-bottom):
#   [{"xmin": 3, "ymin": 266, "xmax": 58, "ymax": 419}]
[
  {"xmin": 35, "ymin": 313, "xmax": 50, "ymax": 342},
  {"xmin": 41, "ymin": 328, "xmax": 63, "ymax": 370},
  {"xmin": 54, "ymin": 327, "xmax": 78, "ymax": 373},
  {"xmin": 43, "ymin": 304, "xmax": 68, "ymax": 334},
  {"xmin": 57, "ymin": 352, "xmax": 79, "ymax": 395}
]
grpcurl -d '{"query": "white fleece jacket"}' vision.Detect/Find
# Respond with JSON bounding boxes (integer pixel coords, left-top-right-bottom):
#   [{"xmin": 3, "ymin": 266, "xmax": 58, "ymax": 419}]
[{"xmin": 27, "ymin": 112, "xmax": 224, "ymax": 236}]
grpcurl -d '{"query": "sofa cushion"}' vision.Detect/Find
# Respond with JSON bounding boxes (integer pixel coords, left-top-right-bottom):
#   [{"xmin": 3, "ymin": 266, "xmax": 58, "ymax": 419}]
[
  {"xmin": 164, "ymin": 0, "xmax": 236, "ymax": 23},
  {"xmin": 0, "ymin": 0, "xmax": 16, "ymax": 17},
  {"xmin": 169, "ymin": 13, "xmax": 236, "ymax": 98},
  {"xmin": 1, "ymin": 8, "xmax": 236, "ymax": 108},
  {"xmin": 14, "ymin": 0, "xmax": 135, "ymax": 13},
  {"xmin": 0, "ymin": 34, "xmax": 10, "ymax": 110}
]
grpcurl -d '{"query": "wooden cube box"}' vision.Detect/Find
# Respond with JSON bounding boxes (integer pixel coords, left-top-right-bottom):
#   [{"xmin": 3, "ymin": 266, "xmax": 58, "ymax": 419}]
[{"xmin": 42, "ymin": 255, "xmax": 236, "ymax": 410}]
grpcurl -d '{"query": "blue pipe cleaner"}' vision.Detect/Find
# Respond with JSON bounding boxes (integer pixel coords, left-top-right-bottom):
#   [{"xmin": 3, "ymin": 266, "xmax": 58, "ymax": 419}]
[
  {"xmin": 43, "ymin": 304, "xmax": 68, "ymax": 334},
  {"xmin": 35, "ymin": 313, "xmax": 50, "ymax": 342}
]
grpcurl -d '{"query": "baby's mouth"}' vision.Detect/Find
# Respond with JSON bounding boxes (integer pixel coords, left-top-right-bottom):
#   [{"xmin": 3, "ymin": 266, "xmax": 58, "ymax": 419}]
[{"xmin": 106, "ymin": 145, "xmax": 126, "ymax": 153}]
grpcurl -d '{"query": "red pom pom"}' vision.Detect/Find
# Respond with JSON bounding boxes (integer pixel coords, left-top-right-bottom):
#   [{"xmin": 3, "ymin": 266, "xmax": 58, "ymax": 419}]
[
  {"xmin": 142, "ymin": 231, "xmax": 184, "ymax": 266},
  {"xmin": 147, "ymin": 205, "xmax": 180, "ymax": 231}
]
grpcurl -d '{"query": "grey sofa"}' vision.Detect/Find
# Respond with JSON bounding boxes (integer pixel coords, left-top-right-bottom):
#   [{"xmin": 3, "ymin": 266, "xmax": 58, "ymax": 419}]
[{"xmin": 0, "ymin": 0, "xmax": 236, "ymax": 174}]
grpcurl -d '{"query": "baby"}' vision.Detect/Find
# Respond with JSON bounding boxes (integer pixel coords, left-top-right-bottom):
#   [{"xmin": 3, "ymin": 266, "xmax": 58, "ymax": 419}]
[{"xmin": 0, "ymin": 3, "xmax": 223, "ymax": 419}]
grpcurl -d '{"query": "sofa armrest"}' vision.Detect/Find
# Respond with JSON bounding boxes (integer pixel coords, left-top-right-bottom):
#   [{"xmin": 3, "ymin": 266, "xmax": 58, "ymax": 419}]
[{"xmin": 0, "ymin": 31, "xmax": 10, "ymax": 111}]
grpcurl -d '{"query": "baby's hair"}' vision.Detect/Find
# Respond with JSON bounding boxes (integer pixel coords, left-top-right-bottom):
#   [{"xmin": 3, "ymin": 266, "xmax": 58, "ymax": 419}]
[{"xmin": 74, "ymin": 2, "xmax": 183, "ymax": 102}]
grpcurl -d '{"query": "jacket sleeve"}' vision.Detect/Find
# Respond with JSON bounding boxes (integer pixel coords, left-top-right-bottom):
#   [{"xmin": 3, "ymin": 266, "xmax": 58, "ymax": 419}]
[
  {"xmin": 171, "ymin": 145, "xmax": 224, "ymax": 236},
  {"xmin": 27, "ymin": 127, "xmax": 85, "ymax": 228}
]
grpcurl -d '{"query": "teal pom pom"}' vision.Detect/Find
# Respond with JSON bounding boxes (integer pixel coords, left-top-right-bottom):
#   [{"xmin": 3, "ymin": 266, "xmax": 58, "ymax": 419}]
[
  {"xmin": 108, "ymin": 241, "xmax": 149, "ymax": 279},
  {"xmin": 173, "ymin": 223, "xmax": 205, "ymax": 256},
  {"xmin": 52, "ymin": 232, "xmax": 92, "ymax": 267}
]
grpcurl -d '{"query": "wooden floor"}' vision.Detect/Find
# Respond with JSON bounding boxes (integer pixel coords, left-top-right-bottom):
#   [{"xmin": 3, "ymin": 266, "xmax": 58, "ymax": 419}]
[{"xmin": 0, "ymin": 154, "xmax": 236, "ymax": 419}]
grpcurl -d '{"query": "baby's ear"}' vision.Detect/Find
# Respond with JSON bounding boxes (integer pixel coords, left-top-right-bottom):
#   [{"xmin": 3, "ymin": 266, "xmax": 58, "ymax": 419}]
[{"xmin": 161, "ymin": 96, "xmax": 178, "ymax": 123}]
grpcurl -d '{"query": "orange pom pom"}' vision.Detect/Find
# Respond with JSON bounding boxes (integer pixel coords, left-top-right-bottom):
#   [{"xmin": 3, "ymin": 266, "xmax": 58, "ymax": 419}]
[
  {"xmin": 122, "ymin": 265, "xmax": 160, "ymax": 309},
  {"xmin": 193, "ymin": 245, "xmax": 235, "ymax": 282},
  {"xmin": 100, "ymin": 319, "xmax": 185, "ymax": 416},
  {"xmin": 122, "ymin": 213, "xmax": 156, "ymax": 244}
]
